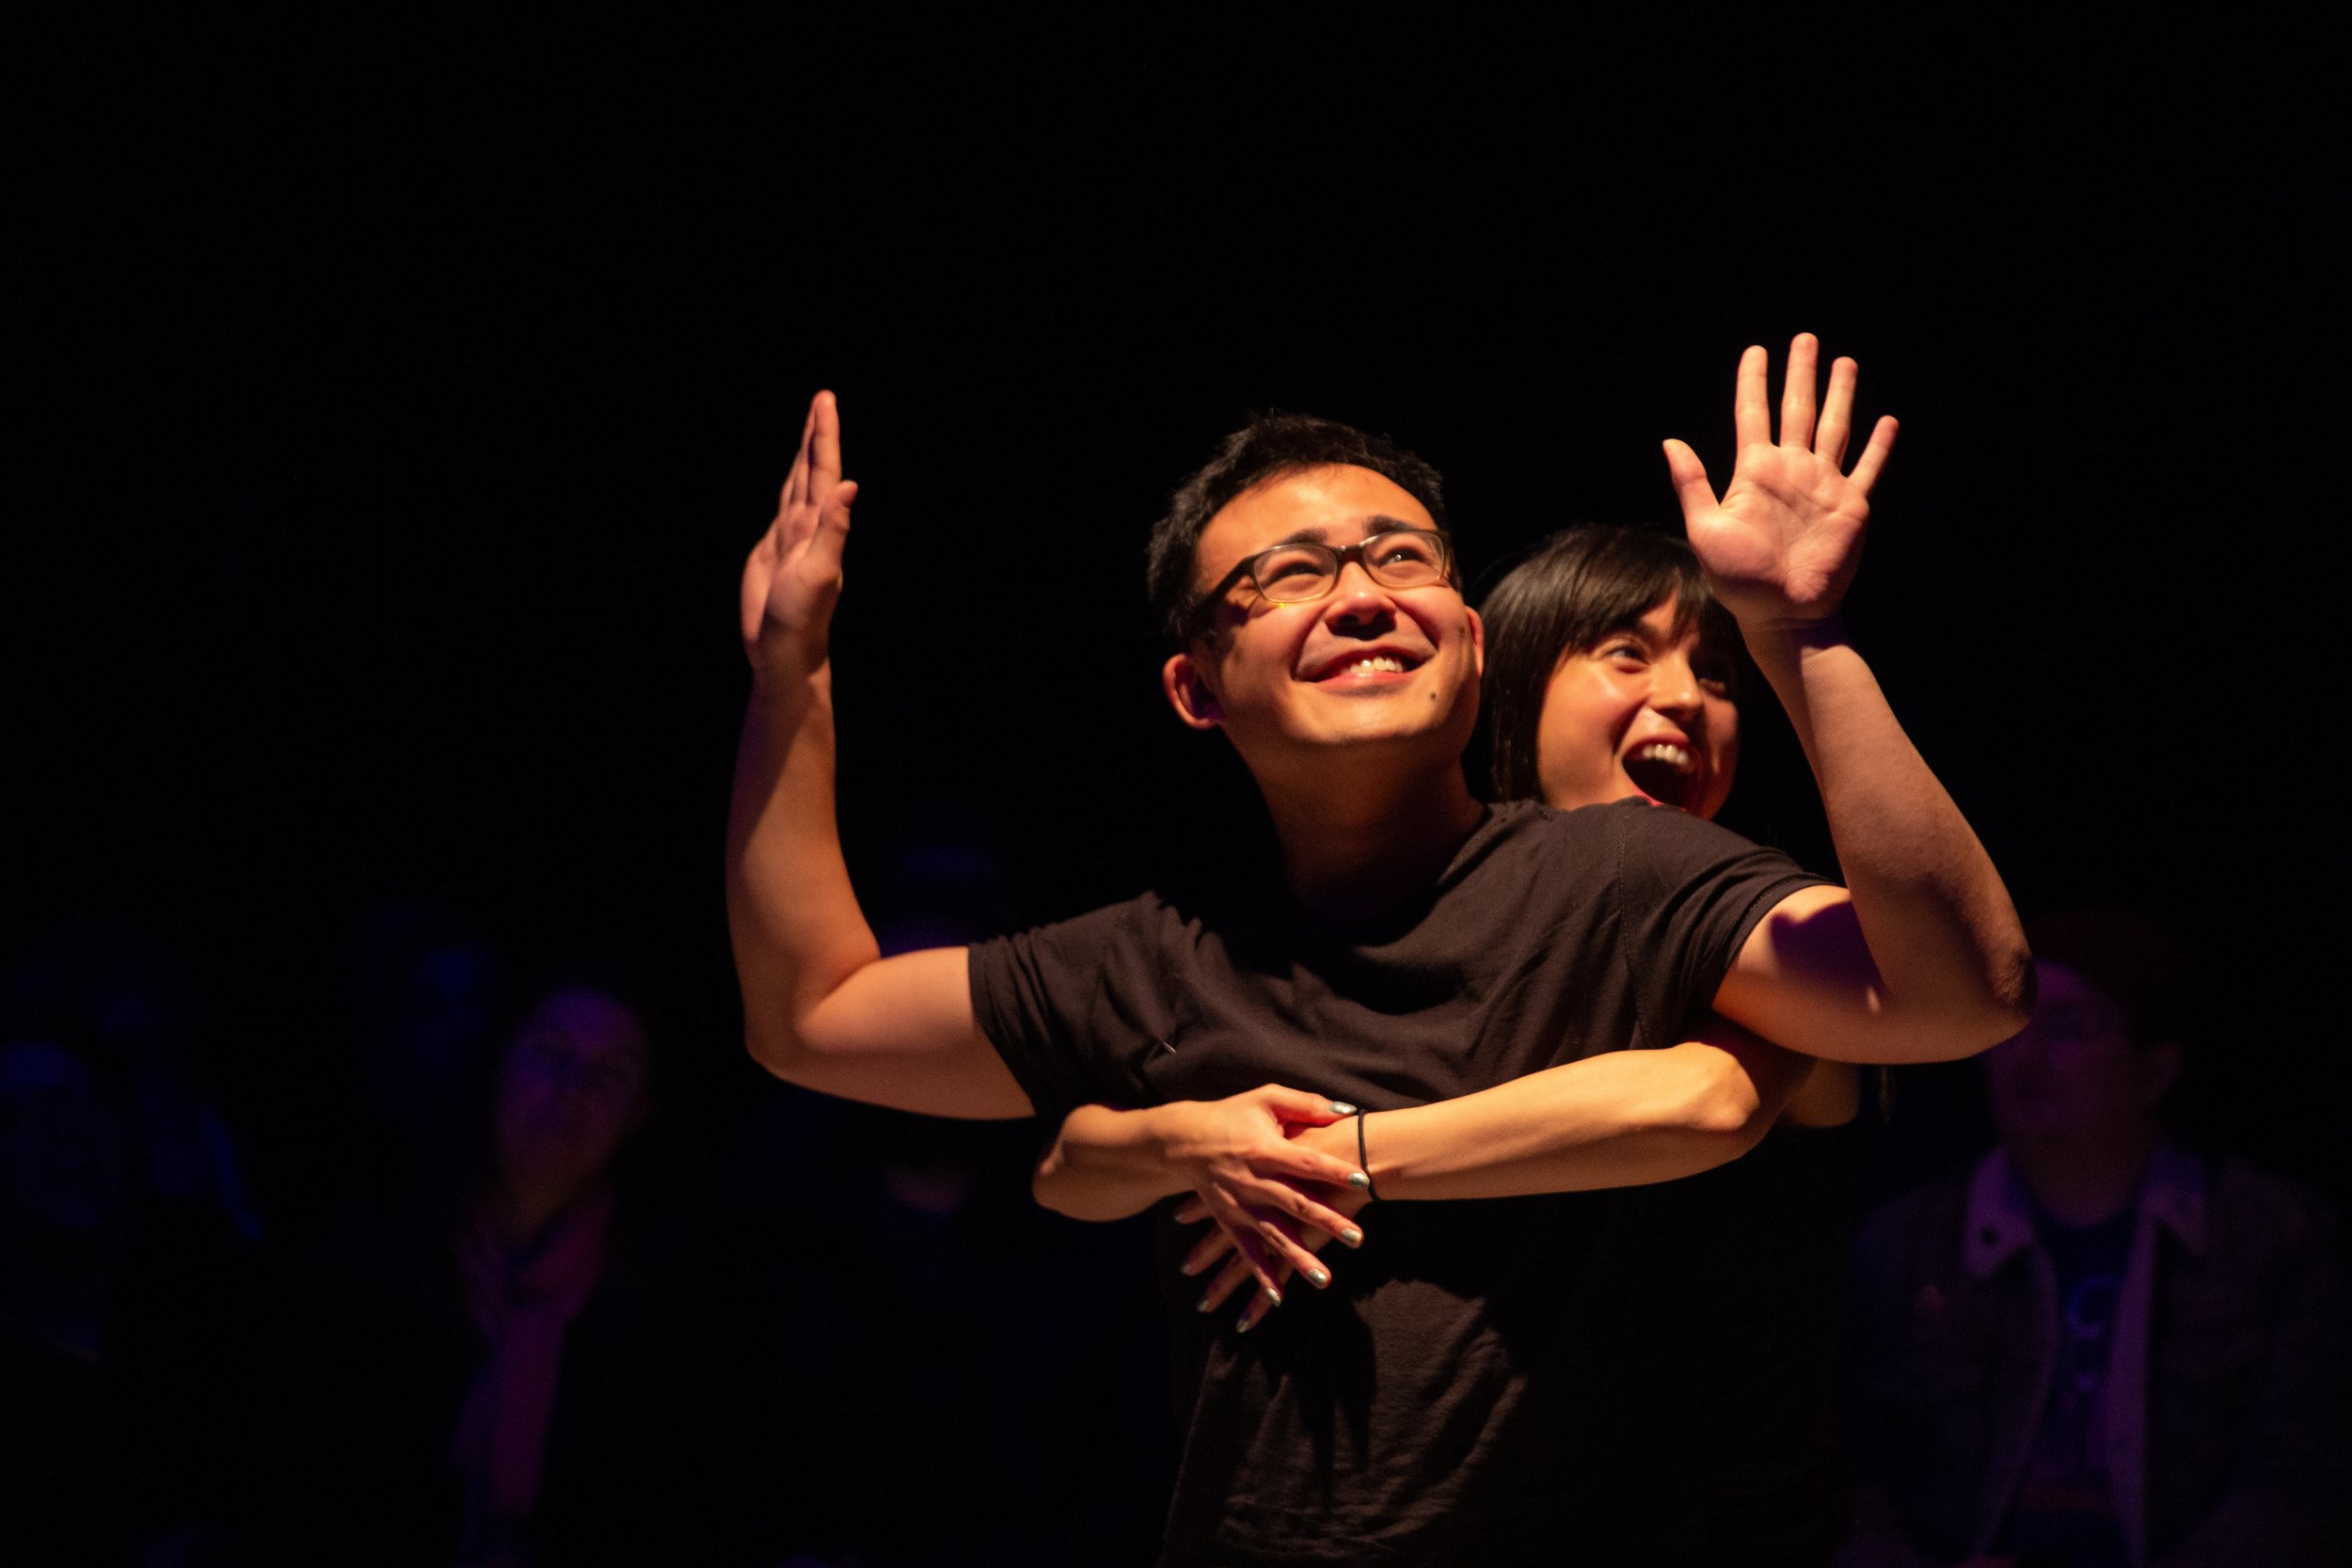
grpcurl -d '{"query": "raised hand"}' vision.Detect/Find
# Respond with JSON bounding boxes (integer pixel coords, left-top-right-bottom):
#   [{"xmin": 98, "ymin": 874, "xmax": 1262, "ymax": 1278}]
[
  {"xmin": 1662, "ymin": 333, "xmax": 1897, "ymax": 633},
  {"xmin": 740, "ymin": 389, "xmax": 859, "ymax": 673},
  {"xmin": 1154, "ymin": 1085, "xmax": 1370, "ymax": 1306}
]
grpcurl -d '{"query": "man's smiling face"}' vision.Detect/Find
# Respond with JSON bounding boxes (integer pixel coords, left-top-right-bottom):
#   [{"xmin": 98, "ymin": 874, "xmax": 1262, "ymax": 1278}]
[{"xmin": 1162, "ymin": 464, "xmax": 1484, "ymax": 770}]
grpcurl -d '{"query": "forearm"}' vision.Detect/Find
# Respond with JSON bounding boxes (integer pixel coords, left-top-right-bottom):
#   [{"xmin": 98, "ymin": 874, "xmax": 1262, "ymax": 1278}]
[
  {"xmin": 1748, "ymin": 621, "xmax": 2031, "ymax": 1049},
  {"xmin": 1331, "ymin": 1034, "xmax": 1809, "ymax": 1203},
  {"xmin": 1033, "ymin": 1104, "xmax": 1190, "ymax": 1221},
  {"xmin": 725, "ymin": 661, "xmax": 883, "ymax": 1074}
]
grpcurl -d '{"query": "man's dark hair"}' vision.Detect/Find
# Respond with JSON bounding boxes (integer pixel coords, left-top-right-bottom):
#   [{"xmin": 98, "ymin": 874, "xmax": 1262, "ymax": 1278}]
[
  {"xmin": 1146, "ymin": 413, "xmax": 1448, "ymax": 645},
  {"xmin": 1479, "ymin": 525, "xmax": 1740, "ymax": 803}
]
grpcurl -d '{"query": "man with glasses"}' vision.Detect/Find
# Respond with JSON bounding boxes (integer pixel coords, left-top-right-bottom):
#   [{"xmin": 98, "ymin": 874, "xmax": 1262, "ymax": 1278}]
[{"xmin": 725, "ymin": 339, "xmax": 2032, "ymax": 1566}]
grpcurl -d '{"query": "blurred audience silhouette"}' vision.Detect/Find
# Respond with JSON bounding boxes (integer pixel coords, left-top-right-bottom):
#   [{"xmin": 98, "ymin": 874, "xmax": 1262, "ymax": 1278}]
[
  {"xmin": 251, "ymin": 971, "xmax": 789, "ymax": 1567},
  {"xmin": 1841, "ymin": 909, "xmax": 2351, "ymax": 1567},
  {"xmin": 20, "ymin": 886, "xmax": 2346, "ymax": 1567},
  {"xmin": 1, "ymin": 920, "xmax": 260, "ymax": 1566},
  {"xmin": 0, "ymin": 1036, "xmax": 254, "ymax": 1564}
]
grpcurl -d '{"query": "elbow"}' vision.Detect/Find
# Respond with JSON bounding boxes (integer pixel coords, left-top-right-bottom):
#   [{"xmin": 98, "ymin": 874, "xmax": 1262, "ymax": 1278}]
[
  {"xmin": 1992, "ymin": 939, "xmax": 2038, "ymax": 1033},
  {"xmin": 1943, "ymin": 927, "xmax": 2038, "ymax": 1058},
  {"xmin": 1670, "ymin": 1046, "xmax": 1774, "ymax": 1147},
  {"xmin": 1928, "ymin": 961, "xmax": 2039, "ymax": 1063},
  {"xmin": 1030, "ymin": 1146, "xmax": 1075, "ymax": 1216},
  {"xmin": 743, "ymin": 1018, "xmax": 814, "ymax": 1084}
]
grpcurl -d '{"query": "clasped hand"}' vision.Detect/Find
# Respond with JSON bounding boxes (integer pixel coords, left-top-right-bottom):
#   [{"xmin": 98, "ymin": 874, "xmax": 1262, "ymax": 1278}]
[{"xmin": 1160, "ymin": 1086, "xmax": 1372, "ymax": 1330}]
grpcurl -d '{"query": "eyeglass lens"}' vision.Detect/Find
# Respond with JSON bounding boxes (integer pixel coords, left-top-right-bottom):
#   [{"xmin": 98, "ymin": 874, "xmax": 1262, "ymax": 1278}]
[{"xmin": 1256, "ymin": 532, "xmax": 1447, "ymax": 604}]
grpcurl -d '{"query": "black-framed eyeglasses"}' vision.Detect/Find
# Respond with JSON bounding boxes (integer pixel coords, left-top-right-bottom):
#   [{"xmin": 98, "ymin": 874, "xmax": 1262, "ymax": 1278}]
[{"xmin": 1186, "ymin": 529, "xmax": 1457, "ymax": 637}]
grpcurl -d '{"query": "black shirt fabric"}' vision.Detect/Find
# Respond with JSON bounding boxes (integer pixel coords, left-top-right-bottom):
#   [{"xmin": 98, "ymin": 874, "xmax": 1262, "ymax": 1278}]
[
  {"xmin": 1605, "ymin": 1118, "xmax": 1864, "ymax": 1565},
  {"xmin": 968, "ymin": 798, "xmax": 1826, "ymax": 1566}
]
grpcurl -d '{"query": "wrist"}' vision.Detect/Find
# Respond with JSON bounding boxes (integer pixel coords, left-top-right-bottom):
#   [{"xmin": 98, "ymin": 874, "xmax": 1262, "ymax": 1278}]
[
  {"xmin": 749, "ymin": 655, "xmax": 833, "ymax": 710},
  {"xmin": 1739, "ymin": 611, "xmax": 1850, "ymax": 669},
  {"xmin": 1291, "ymin": 1117, "xmax": 1353, "ymax": 1163},
  {"xmin": 1142, "ymin": 1102, "xmax": 1207, "ymax": 1179}
]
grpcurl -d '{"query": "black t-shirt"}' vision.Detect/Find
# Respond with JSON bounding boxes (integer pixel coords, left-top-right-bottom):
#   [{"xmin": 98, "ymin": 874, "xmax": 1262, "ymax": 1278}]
[
  {"xmin": 969, "ymin": 798, "xmax": 1826, "ymax": 1567},
  {"xmin": 1604, "ymin": 1118, "xmax": 1864, "ymax": 1565}
]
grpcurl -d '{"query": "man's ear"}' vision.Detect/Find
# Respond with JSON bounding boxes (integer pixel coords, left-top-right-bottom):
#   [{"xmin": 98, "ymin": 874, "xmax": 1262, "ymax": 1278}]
[
  {"xmin": 1466, "ymin": 605, "xmax": 1486, "ymax": 678},
  {"xmin": 1162, "ymin": 649, "xmax": 1224, "ymax": 732}
]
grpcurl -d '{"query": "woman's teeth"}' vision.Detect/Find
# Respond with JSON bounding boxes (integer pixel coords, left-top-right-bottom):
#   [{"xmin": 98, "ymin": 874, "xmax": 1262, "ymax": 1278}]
[
  {"xmin": 1343, "ymin": 656, "xmax": 1405, "ymax": 676},
  {"xmin": 1630, "ymin": 742, "xmax": 1692, "ymax": 771}
]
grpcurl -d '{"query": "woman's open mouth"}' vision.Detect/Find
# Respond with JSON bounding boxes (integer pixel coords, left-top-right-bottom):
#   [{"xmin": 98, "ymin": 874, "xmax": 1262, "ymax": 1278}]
[{"xmin": 1622, "ymin": 741, "xmax": 1699, "ymax": 810}]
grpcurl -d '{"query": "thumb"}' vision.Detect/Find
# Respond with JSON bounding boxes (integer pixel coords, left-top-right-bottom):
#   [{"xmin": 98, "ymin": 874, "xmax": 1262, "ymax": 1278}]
[
  {"xmin": 1251, "ymin": 1085, "xmax": 1353, "ymax": 1127},
  {"xmin": 1661, "ymin": 438, "xmax": 1716, "ymax": 522}
]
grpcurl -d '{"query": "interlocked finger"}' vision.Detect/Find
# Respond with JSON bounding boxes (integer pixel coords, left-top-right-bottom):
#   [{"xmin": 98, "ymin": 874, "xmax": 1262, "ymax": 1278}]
[
  {"xmin": 1201, "ymin": 1250, "xmax": 1266, "ymax": 1316},
  {"xmin": 1180, "ymin": 1220, "xmax": 1237, "ymax": 1279},
  {"xmin": 1249, "ymin": 1167, "xmax": 1361, "ymax": 1248},
  {"xmin": 1202, "ymin": 1189, "xmax": 1282, "ymax": 1297},
  {"xmin": 1259, "ymin": 1219, "xmax": 1330, "ymax": 1286}
]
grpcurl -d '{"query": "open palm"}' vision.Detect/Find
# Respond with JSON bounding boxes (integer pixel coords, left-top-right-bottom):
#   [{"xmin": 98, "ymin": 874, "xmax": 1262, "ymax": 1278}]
[
  {"xmin": 1663, "ymin": 334, "xmax": 1896, "ymax": 631},
  {"xmin": 740, "ymin": 389, "xmax": 858, "ymax": 671}
]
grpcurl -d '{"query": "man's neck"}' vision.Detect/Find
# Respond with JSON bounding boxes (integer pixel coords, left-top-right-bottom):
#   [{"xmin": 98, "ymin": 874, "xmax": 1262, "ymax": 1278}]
[
  {"xmin": 1262, "ymin": 755, "xmax": 1486, "ymax": 919},
  {"xmin": 2007, "ymin": 1125, "xmax": 2161, "ymax": 1228}
]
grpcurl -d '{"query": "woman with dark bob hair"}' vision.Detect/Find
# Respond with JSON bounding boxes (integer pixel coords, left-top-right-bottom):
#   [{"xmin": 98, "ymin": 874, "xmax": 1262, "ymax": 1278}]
[
  {"xmin": 1478, "ymin": 522, "xmax": 1861, "ymax": 1563},
  {"xmin": 1480, "ymin": 524, "xmax": 1743, "ymax": 816}
]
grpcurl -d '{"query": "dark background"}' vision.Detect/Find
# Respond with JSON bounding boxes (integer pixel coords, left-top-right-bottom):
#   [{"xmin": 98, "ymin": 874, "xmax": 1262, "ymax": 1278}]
[{"xmin": 15, "ymin": 9, "xmax": 2345, "ymax": 1213}]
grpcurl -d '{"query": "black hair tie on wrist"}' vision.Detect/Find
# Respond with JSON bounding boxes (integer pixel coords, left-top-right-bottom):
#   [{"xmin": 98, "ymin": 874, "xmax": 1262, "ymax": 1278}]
[{"xmin": 1356, "ymin": 1111, "xmax": 1379, "ymax": 1201}]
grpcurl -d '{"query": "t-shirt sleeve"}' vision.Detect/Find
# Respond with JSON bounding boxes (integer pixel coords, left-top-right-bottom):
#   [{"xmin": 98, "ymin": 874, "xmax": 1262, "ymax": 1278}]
[
  {"xmin": 1607, "ymin": 802, "xmax": 1831, "ymax": 1044},
  {"xmin": 966, "ymin": 895, "xmax": 1164, "ymax": 1123}
]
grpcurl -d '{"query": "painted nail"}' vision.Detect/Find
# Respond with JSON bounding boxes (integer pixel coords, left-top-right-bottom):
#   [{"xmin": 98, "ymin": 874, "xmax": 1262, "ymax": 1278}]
[
  {"xmin": 1308, "ymin": 1268, "xmax": 1329, "ymax": 1288},
  {"xmin": 1235, "ymin": 1310, "xmax": 1257, "ymax": 1334},
  {"xmin": 1196, "ymin": 1292, "xmax": 1216, "ymax": 1313},
  {"xmin": 1347, "ymin": 1171, "xmax": 1371, "ymax": 1192},
  {"xmin": 1327, "ymin": 1100, "xmax": 1359, "ymax": 1117},
  {"xmin": 1180, "ymin": 1256, "xmax": 1208, "ymax": 1276},
  {"xmin": 1342, "ymin": 1227, "xmax": 1363, "ymax": 1248},
  {"xmin": 1261, "ymin": 1284, "xmax": 1282, "ymax": 1307}
]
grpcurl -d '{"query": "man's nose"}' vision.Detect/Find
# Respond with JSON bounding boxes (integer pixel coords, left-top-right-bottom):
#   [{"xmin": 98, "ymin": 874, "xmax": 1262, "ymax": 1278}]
[{"xmin": 1323, "ymin": 562, "xmax": 1397, "ymax": 631}]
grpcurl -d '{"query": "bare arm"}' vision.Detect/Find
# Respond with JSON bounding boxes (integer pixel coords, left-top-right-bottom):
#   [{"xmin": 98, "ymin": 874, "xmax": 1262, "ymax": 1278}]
[
  {"xmin": 1315, "ymin": 1021, "xmax": 1813, "ymax": 1202},
  {"xmin": 1039, "ymin": 1019, "xmax": 1813, "ymax": 1307},
  {"xmin": 728, "ymin": 392, "xmax": 1030, "ymax": 1118},
  {"xmin": 1669, "ymin": 337, "xmax": 2031, "ymax": 1064},
  {"xmin": 1033, "ymin": 1085, "xmax": 1374, "ymax": 1291}
]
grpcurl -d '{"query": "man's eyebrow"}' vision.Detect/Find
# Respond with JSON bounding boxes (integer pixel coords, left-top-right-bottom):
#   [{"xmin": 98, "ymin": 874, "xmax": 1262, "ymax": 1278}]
[{"xmin": 1263, "ymin": 515, "xmax": 1429, "ymax": 548}]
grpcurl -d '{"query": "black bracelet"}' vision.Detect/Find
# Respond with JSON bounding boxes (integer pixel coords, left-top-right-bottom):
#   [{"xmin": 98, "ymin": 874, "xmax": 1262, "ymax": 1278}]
[{"xmin": 1356, "ymin": 1111, "xmax": 1380, "ymax": 1201}]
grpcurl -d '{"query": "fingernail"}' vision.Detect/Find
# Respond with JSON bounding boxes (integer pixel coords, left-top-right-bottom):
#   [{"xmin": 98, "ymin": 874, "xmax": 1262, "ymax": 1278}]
[
  {"xmin": 1196, "ymin": 1292, "xmax": 1216, "ymax": 1313},
  {"xmin": 1347, "ymin": 1171, "xmax": 1371, "ymax": 1192},
  {"xmin": 1342, "ymin": 1227, "xmax": 1363, "ymax": 1248},
  {"xmin": 1262, "ymin": 1283, "xmax": 1282, "ymax": 1307},
  {"xmin": 1235, "ymin": 1310, "xmax": 1257, "ymax": 1334},
  {"xmin": 1327, "ymin": 1100, "xmax": 1358, "ymax": 1117},
  {"xmin": 1179, "ymin": 1256, "xmax": 1207, "ymax": 1276},
  {"xmin": 1308, "ymin": 1268, "xmax": 1329, "ymax": 1288}
]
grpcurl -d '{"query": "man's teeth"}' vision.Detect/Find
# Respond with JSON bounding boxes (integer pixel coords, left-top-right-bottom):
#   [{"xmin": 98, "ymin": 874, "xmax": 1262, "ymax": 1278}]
[
  {"xmin": 1630, "ymin": 743, "xmax": 1692, "ymax": 771},
  {"xmin": 1343, "ymin": 656, "xmax": 1406, "ymax": 675}
]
